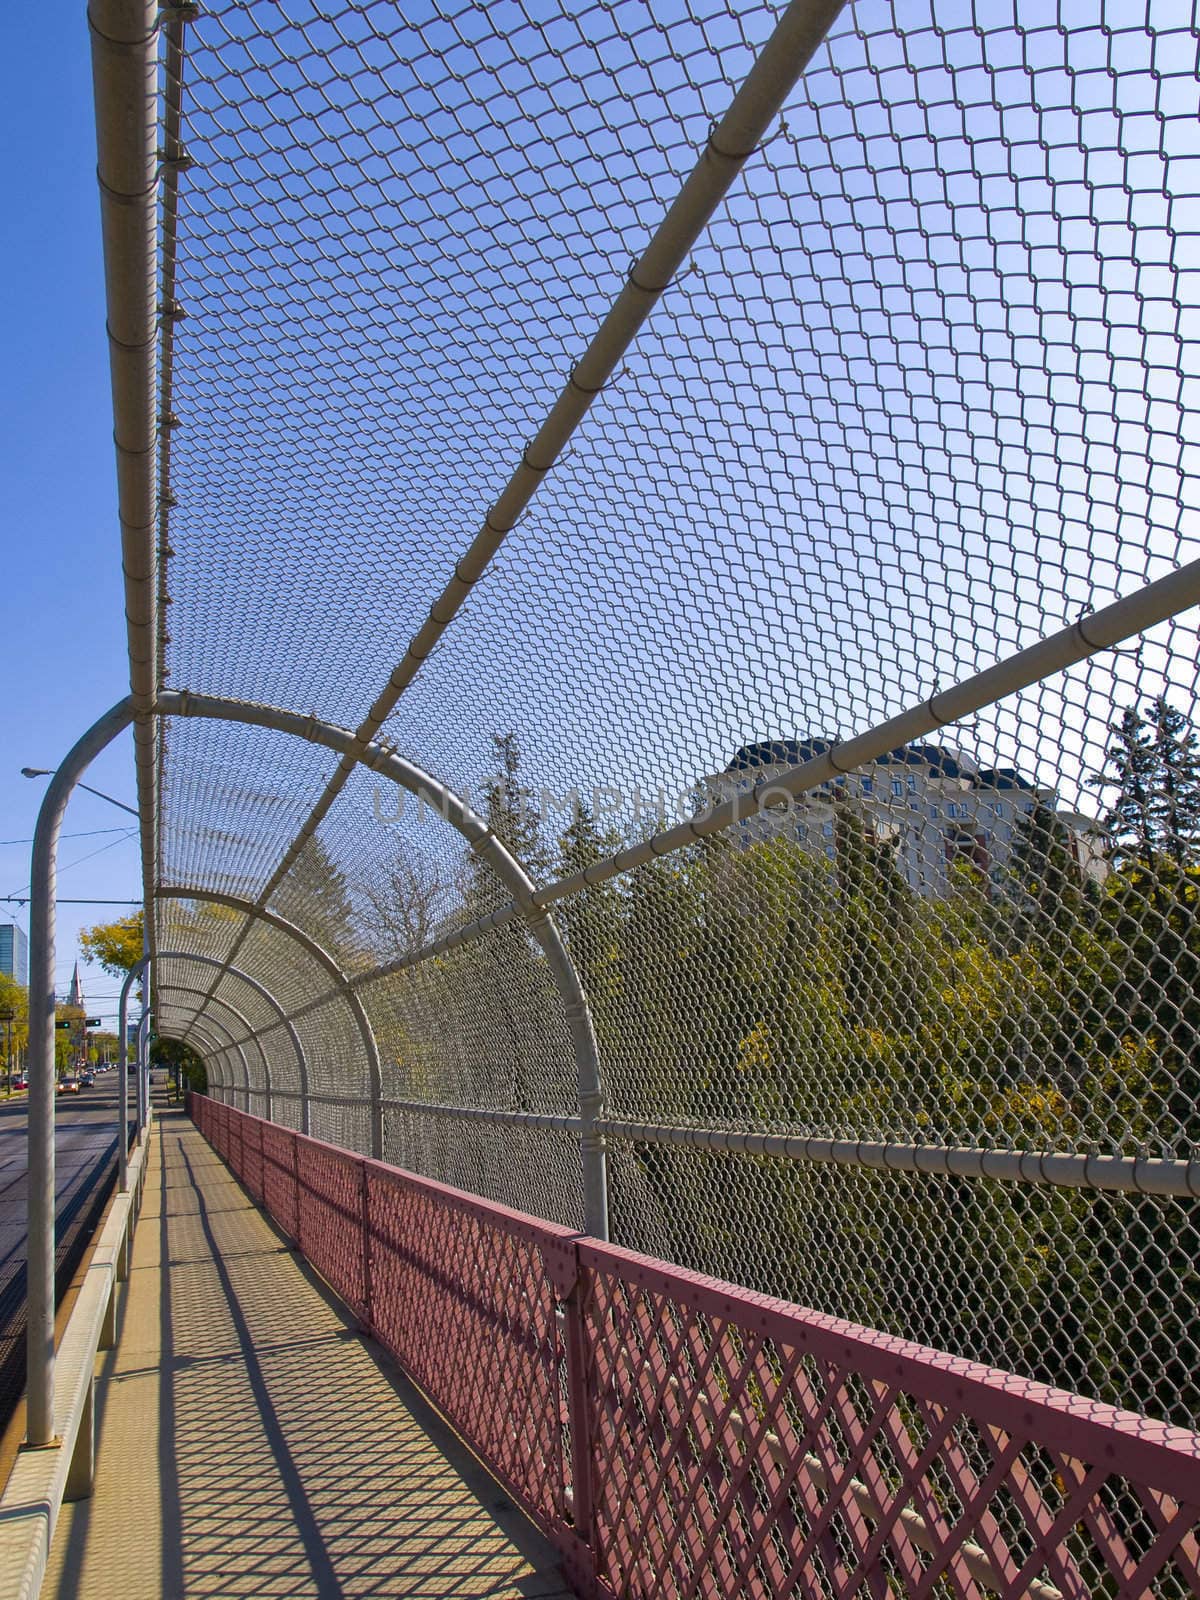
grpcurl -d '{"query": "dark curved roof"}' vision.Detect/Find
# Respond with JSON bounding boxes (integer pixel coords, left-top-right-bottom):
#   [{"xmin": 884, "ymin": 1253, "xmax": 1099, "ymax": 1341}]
[
  {"xmin": 725, "ymin": 738, "xmax": 836, "ymax": 772},
  {"xmin": 726, "ymin": 737, "xmax": 972, "ymax": 781},
  {"xmin": 975, "ymin": 767, "xmax": 1039, "ymax": 793}
]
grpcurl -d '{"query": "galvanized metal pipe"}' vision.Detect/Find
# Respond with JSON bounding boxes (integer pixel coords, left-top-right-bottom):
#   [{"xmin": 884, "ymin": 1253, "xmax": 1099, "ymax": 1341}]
[
  {"xmin": 116, "ymin": 956, "xmax": 149, "ymax": 1191},
  {"xmin": 88, "ymin": 0, "xmax": 160, "ymax": 981},
  {"xmin": 598, "ymin": 1119, "xmax": 1200, "ymax": 1200},
  {"xmin": 26, "ymin": 698, "xmax": 134, "ymax": 1445},
  {"xmin": 181, "ymin": 0, "xmax": 848, "ymax": 1021}
]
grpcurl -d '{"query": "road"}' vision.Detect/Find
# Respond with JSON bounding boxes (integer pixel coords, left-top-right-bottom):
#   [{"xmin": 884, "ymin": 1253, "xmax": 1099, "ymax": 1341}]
[{"xmin": 0, "ymin": 1076, "xmax": 134, "ymax": 1431}]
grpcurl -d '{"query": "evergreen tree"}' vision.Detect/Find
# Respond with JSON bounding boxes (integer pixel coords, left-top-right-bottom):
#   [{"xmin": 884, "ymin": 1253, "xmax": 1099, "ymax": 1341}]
[
  {"xmin": 285, "ymin": 836, "xmax": 357, "ymax": 968},
  {"xmin": 1146, "ymin": 697, "xmax": 1200, "ymax": 865},
  {"xmin": 555, "ymin": 804, "xmax": 624, "ymax": 1014},
  {"xmin": 483, "ymin": 732, "xmax": 546, "ymax": 873},
  {"xmin": 1007, "ymin": 799, "xmax": 1087, "ymax": 951},
  {"xmin": 1089, "ymin": 706, "xmax": 1158, "ymax": 871}
]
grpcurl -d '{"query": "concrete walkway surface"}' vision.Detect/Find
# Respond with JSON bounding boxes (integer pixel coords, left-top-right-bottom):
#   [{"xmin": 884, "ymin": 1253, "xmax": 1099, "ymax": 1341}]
[{"xmin": 43, "ymin": 1105, "xmax": 576, "ymax": 1599}]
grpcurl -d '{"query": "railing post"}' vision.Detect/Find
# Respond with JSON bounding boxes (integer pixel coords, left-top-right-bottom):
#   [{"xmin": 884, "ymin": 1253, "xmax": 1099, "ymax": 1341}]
[
  {"xmin": 117, "ymin": 957, "xmax": 149, "ymax": 1193},
  {"xmin": 359, "ymin": 1158, "xmax": 373, "ymax": 1332},
  {"xmin": 548, "ymin": 1239, "xmax": 597, "ymax": 1587},
  {"xmin": 292, "ymin": 1131, "xmax": 302, "ymax": 1251}
]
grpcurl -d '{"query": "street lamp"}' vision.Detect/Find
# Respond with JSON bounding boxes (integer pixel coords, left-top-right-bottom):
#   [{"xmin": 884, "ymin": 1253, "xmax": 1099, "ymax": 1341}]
[
  {"xmin": 0, "ymin": 1006, "xmax": 14, "ymax": 1096},
  {"xmin": 20, "ymin": 768, "xmax": 138, "ymax": 818}
]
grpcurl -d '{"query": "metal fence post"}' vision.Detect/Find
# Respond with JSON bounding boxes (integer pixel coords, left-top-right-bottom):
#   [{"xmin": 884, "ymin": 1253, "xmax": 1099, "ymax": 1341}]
[
  {"xmin": 292, "ymin": 1132, "xmax": 303, "ymax": 1251},
  {"xmin": 136, "ymin": 1006, "xmax": 150, "ymax": 1135},
  {"xmin": 360, "ymin": 1158, "xmax": 374, "ymax": 1331},
  {"xmin": 26, "ymin": 697, "xmax": 135, "ymax": 1446},
  {"xmin": 117, "ymin": 957, "xmax": 149, "ymax": 1192}
]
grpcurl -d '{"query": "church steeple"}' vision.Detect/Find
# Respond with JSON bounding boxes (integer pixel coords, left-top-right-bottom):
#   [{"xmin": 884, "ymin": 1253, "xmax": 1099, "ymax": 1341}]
[{"xmin": 67, "ymin": 961, "xmax": 85, "ymax": 1010}]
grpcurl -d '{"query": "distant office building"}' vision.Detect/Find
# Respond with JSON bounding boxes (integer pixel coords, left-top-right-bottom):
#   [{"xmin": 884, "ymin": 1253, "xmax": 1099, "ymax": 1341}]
[
  {"xmin": 704, "ymin": 738, "xmax": 1110, "ymax": 899},
  {"xmin": 0, "ymin": 923, "xmax": 28, "ymax": 987}
]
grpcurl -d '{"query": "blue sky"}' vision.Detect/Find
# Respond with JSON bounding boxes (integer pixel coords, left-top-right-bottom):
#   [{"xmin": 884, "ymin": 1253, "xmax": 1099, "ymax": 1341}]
[
  {"xmin": 2, "ymin": 0, "xmax": 1197, "ymax": 996},
  {"xmin": 0, "ymin": 6, "xmax": 142, "ymax": 1020},
  {"xmin": 157, "ymin": 0, "xmax": 1200, "ymax": 922}
]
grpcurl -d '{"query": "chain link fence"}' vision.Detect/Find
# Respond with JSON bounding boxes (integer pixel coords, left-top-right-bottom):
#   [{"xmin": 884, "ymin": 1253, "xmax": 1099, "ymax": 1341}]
[{"xmin": 145, "ymin": 0, "xmax": 1200, "ymax": 1430}]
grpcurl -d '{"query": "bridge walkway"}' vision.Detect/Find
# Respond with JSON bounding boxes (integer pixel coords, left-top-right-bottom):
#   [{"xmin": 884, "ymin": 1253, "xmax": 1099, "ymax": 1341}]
[{"xmin": 44, "ymin": 1103, "xmax": 576, "ymax": 1599}]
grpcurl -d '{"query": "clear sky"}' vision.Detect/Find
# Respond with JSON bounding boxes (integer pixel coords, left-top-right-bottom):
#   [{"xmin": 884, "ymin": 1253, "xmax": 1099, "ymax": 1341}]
[
  {"xmin": 2, "ymin": 0, "xmax": 1196, "ymax": 1023},
  {"xmin": 0, "ymin": 6, "xmax": 142, "ymax": 1024}
]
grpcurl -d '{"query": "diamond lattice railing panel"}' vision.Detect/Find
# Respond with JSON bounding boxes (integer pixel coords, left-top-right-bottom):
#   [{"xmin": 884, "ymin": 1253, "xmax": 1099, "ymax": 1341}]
[
  {"xmin": 191, "ymin": 1098, "xmax": 1200, "ymax": 1600},
  {"xmin": 294, "ymin": 1136, "xmax": 369, "ymax": 1319},
  {"xmin": 260, "ymin": 1118, "xmax": 301, "ymax": 1237},
  {"xmin": 577, "ymin": 1240, "xmax": 1200, "ymax": 1600},
  {"xmin": 364, "ymin": 1162, "xmax": 579, "ymax": 1540}
]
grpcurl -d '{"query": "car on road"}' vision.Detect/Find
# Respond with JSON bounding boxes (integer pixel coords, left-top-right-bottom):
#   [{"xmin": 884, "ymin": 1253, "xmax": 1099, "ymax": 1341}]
[
  {"xmin": 12, "ymin": 1077, "xmax": 28, "ymax": 1091},
  {"xmin": 56, "ymin": 1077, "xmax": 82, "ymax": 1096},
  {"xmin": 80, "ymin": 1072, "xmax": 95, "ymax": 1087}
]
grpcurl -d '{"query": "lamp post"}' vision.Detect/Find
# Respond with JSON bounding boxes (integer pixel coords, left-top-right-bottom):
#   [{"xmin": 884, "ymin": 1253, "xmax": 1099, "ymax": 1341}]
[
  {"xmin": 0, "ymin": 1007, "xmax": 13, "ymax": 1096},
  {"xmin": 20, "ymin": 767, "xmax": 138, "ymax": 818}
]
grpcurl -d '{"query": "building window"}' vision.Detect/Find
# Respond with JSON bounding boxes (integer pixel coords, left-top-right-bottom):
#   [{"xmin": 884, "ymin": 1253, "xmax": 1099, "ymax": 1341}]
[
  {"xmin": 906, "ymin": 775, "xmax": 918, "ymax": 793},
  {"xmin": 992, "ymin": 802, "xmax": 1004, "ymax": 818},
  {"xmin": 860, "ymin": 777, "xmax": 873, "ymax": 795},
  {"xmin": 928, "ymin": 805, "xmax": 939, "ymax": 820},
  {"xmin": 796, "ymin": 823, "xmax": 808, "ymax": 842},
  {"xmin": 822, "ymin": 820, "xmax": 834, "ymax": 838},
  {"xmin": 826, "ymin": 845, "xmax": 836, "ymax": 860},
  {"xmin": 891, "ymin": 778, "xmax": 904, "ymax": 798}
]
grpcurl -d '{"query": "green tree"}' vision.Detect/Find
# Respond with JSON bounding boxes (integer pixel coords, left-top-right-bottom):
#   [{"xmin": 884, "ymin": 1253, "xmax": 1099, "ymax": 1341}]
[
  {"xmin": 1089, "ymin": 699, "xmax": 1200, "ymax": 872},
  {"xmin": 79, "ymin": 910, "xmax": 144, "ymax": 977},
  {"xmin": 1147, "ymin": 697, "xmax": 1200, "ymax": 865},
  {"xmin": 482, "ymin": 733, "xmax": 546, "ymax": 872},
  {"xmin": 283, "ymin": 836, "xmax": 358, "ymax": 969},
  {"xmin": 152, "ymin": 1036, "xmax": 207, "ymax": 1093},
  {"xmin": 1090, "ymin": 706, "xmax": 1159, "ymax": 871},
  {"xmin": 0, "ymin": 973, "xmax": 28, "ymax": 1088},
  {"xmin": 55, "ymin": 1002, "xmax": 84, "ymax": 1074},
  {"xmin": 1006, "ymin": 799, "xmax": 1089, "ymax": 951}
]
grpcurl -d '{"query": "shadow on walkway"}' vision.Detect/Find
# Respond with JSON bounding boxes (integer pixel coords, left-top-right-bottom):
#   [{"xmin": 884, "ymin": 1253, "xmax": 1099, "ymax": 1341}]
[{"xmin": 46, "ymin": 1107, "xmax": 575, "ymax": 1599}]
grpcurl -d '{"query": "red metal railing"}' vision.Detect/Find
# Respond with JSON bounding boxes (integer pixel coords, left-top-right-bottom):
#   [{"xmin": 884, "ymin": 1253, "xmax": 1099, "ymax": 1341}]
[{"xmin": 188, "ymin": 1093, "xmax": 1200, "ymax": 1599}]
